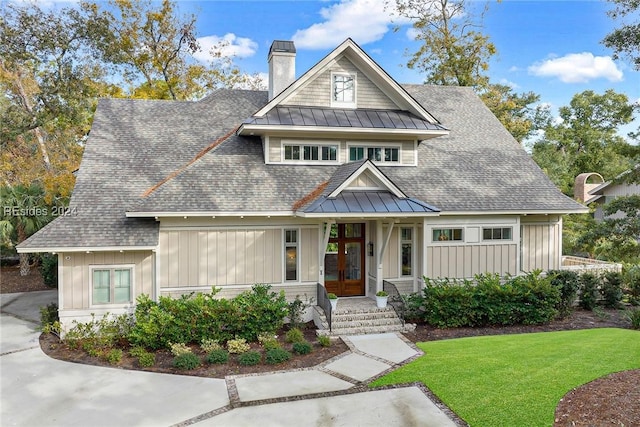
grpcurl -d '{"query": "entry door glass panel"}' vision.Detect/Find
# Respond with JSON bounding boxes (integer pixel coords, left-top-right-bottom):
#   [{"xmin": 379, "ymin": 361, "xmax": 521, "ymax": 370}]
[
  {"xmin": 324, "ymin": 248, "xmax": 339, "ymax": 282},
  {"xmin": 345, "ymin": 242, "xmax": 362, "ymax": 280}
]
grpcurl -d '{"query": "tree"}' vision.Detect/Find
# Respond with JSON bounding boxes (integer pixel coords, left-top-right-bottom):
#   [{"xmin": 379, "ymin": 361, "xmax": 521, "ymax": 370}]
[
  {"xmin": 603, "ymin": 0, "xmax": 640, "ymax": 70},
  {"xmin": 0, "ymin": 185, "xmax": 52, "ymax": 275},
  {"xmin": 531, "ymin": 89, "xmax": 638, "ymax": 195}
]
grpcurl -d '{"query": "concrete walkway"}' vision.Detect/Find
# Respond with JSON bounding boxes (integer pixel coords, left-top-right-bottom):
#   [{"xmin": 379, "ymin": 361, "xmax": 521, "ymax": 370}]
[{"xmin": 0, "ymin": 291, "xmax": 461, "ymax": 426}]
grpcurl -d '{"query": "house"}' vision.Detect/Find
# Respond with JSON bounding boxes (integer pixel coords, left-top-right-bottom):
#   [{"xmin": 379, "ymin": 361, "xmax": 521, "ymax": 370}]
[
  {"xmin": 18, "ymin": 39, "xmax": 586, "ymax": 330},
  {"xmin": 575, "ymin": 167, "xmax": 640, "ymax": 221}
]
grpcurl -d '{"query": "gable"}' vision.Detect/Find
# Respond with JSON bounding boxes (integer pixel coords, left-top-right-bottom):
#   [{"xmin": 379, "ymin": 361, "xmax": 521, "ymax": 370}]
[
  {"xmin": 344, "ymin": 169, "xmax": 387, "ymax": 190},
  {"xmin": 286, "ymin": 56, "xmax": 398, "ymax": 110}
]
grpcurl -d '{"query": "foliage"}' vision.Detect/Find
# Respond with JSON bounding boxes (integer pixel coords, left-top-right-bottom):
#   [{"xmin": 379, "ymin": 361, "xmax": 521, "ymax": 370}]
[
  {"xmin": 104, "ymin": 348, "xmax": 123, "ymax": 365},
  {"xmin": 372, "ymin": 329, "xmax": 640, "ymax": 426},
  {"xmin": 232, "ymin": 284, "xmax": 289, "ymax": 341},
  {"xmin": 64, "ymin": 313, "xmax": 133, "ymax": 352},
  {"xmin": 288, "ymin": 294, "xmax": 313, "ymax": 329},
  {"xmin": 478, "ymin": 84, "xmax": 541, "ymax": 143},
  {"xmin": 601, "ymin": 271, "xmax": 624, "ymax": 308},
  {"xmin": 375, "ymin": 290, "xmax": 388, "ymax": 297},
  {"xmin": 292, "ymin": 341, "xmax": 312, "ymax": 355},
  {"xmin": 420, "ymin": 272, "xmax": 560, "ymax": 328},
  {"xmin": 327, "ymin": 293, "xmax": 337, "ymax": 299},
  {"xmin": 206, "ymin": 349, "xmax": 229, "ymax": 364},
  {"xmin": 129, "ymin": 346, "xmax": 156, "ymax": 367},
  {"xmin": 284, "ymin": 328, "xmax": 305, "ymax": 344},
  {"xmin": 200, "ymin": 339, "xmax": 222, "ymax": 353},
  {"xmin": 603, "ymin": 0, "xmax": 640, "ymax": 70},
  {"xmin": 624, "ymin": 264, "xmax": 640, "ymax": 306},
  {"xmin": 627, "ymin": 309, "xmax": 640, "ymax": 329},
  {"xmin": 226, "ymin": 338, "xmax": 250, "ymax": 354},
  {"xmin": 547, "ymin": 270, "xmax": 580, "ymax": 317},
  {"xmin": 578, "ymin": 273, "xmax": 599, "ymax": 310},
  {"xmin": 265, "ymin": 348, "xmax": 292, "ymax": 365},
  {"xmin": 40, "ymin": 302, "xmax": 59, "ymax": 329},
  {"xmin": 169, "ymin": 342, "xmax": 191, "ymax": 357},
  {"xmin": 317, "ymin": 335, "xmax": 331, "ymax": 348},
  {"xmin": 172, "ymin": 352, "xmax": 201, "ymax": 370},
  {"xmin": 237, "ymin": 350, "xmax": 261, "ymax": 366},
  {"xmin": 258, "ymin": 333, "xmax": 281, "ymax": 351},
  {"xmin": 40, "ymin": 254, "xmax": 58, "ymax": 287}
]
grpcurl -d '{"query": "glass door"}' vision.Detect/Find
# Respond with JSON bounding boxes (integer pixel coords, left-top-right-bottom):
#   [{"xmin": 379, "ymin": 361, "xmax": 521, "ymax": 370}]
[{"xmin": 324, "ymin": 223, "xmax": 365, "ymax": 296}]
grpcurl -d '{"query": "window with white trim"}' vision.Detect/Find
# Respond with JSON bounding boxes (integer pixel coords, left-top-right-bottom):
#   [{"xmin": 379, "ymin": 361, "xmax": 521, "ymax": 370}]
[
  {"xmin": 332, "ymin": 73, "xmax": 355, "ymax": 106},
  {"xmin": 432, "ymin": 228, "xmax": 463, "ymax": 242},
  {"xmin": 284, "ymin": 229, "xmax": 298, "ymax": 281},
  {"xmin": 349, "ymin": 146, "xmax": 399, "ymax": 163},
  {"xmin": 483, "ymin": 227, "xmax": 512, "ymax": 241},
  {"xmin": 401, "ymin": 227, "xmax": 413, "ymax": 276},
  {"xmin": 283, "ymin": 143, "xmax": 338, "ymax": 162},
  {"xmin": 91, "ymin": 266, "xmax": 133, "ymax": 305}
]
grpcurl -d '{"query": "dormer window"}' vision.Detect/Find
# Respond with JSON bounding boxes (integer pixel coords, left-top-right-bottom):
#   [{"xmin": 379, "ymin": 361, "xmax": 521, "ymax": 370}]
[
  {"xmin": 282, "ymin": 140, "xmax": 339, "ymax": 163},
  {"xmin": 332, "ymin": 73, "xmax": 356, "ymax": 107},
  {"xmin": 348, "ymin": 145, "xmax": 400, "ymax": 164}
]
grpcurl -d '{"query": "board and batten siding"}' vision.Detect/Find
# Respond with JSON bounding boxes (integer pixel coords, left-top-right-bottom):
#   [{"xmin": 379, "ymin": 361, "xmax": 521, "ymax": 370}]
[
  {"xmin": 60, "ymin": 251, "xmax": 154, "ymax": 310},
  {"xmin": 427, "ymin": 244, "xmax": 518, "ymax": 278},
  {"xmin": 520, "ymin": 218, "xmax": 561, "ymax": 271},
  {"xmin": 157, "ymin": 227, "xmax": 319, "ymax": 290},
  {"xmin": 287, "ymin": 56, "xmax": 398, "ymax": 110}
]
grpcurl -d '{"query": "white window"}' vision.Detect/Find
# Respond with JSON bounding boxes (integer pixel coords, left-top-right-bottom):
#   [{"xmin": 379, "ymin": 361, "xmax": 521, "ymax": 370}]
[
  {"xmin": 91, "ymin": 266, "xmax": 133, "ymax": 305},
  {"xmin": 483, "ymin": 227, "xmax": 512, "ymax": 241},
  {"xmin": 401, "ymin": 227, "xmax": 413, "ymax": 276},
  {"xmin": 349, "ymin": 146, "xmax": 400, "ymax": 163},
  {"xmin": 284, "ymin": 229, "xmax": 298, "ymax": 281},
  {"xmin": 283, "ymin": 143, "xmax": 338, "ymax": 163},
  {"xmin": 432, "ymin": 228, "xmax": 463, "ymax": 242},
  {"xmin": 332, "ymin": 73, "xmax": 356, "ymax": 107}
]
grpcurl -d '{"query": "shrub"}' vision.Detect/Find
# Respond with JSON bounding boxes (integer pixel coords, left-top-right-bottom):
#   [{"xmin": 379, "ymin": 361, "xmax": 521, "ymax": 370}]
[
  {"xmin": 40, "ymin": 253, "xmax": 58, "ymax": 287},
  {"xmin": 173, "ymin": 353, "xmax": 201, "ymax": 370},
  {"xmin": 104, "ymin": 348, "xmax": 123, "ymax": 365},
  {"xmin": 579, "ymin": 273, "xmax": 599, "ymax": 310},
  {"xmin": 265, "ymin": 348, "xmax": 291, "ymax": 364},
  {"xmin": 206, "ymin": 349, "xmax": 230, "ymax": 364},
  {"xmin": 227, "ymin": 338, "xmax": 250, "ymax": 354},
  {"xmin": 624, "ymin": 265, "xmax": 640, "ymax": 306},
  {"xmin": 288, "ymin": 294, "xmax": 313, "ymax": 329},
  {"xmin": 317, "ymin": 335, "xmax": 331, "ymax": 347},
  {"xmin": 137, "ymin": 352, "xmax": 156, "ymax": 368},
  {"xmin": 547, "ymin": 270, "xmax": 580, "ymax": 317},
  {"xmin": 169, "ymin": 342, "xmax": 192, "ymax": 357},
  {"xmin": 285, "ymin": 328, "xmax": 305, "ymax": 344},
  {"xmin": 129, "ymin": 346, "xmax": 148, "ymax": 358},
  {"xmin": 200, "ymin": 338, "xmax": 222, "ymax": 353},
  {"xmin": 627, "ymin": 309, "xmax": 640, "ymax": 330},
  {"xmin": 232, "ymin": 284, "xmax": 289, "ymax": 341},
  {"xmin": 64, "ymin": 313, "xmax": 133, "ymax": 352},
  {"xmin": 601, "ymin": 271, "xmax": 624, "ymax": 308},
  {"xmin": 292, "ymin": 341, "xmax": 312, "ymax": 355},
  {"xmin": 237, "ymin": 351, "xmax": 261, "ymax": 366},
  {"xmin": 260, "ymin": 337, "xmax": 281, "ymax": 351},
  {"xmin": 40, "ymin": 302, "xmax": 59, "ymax": 330}
]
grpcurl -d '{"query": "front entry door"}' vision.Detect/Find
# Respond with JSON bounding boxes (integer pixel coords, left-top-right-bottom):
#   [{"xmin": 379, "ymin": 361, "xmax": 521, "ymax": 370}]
[{"xmin": 324, "ymin": 223, "xmax": 365, "ymax": 297}]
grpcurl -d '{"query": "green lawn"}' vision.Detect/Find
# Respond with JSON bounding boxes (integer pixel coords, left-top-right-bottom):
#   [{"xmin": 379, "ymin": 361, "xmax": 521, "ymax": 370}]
[{"xmin": 371, "ymin": 328, "xmax": 640, "ymax": 427}]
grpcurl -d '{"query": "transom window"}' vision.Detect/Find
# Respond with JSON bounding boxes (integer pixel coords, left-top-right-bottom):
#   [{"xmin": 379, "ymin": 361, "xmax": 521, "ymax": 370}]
[
  {"xmin": 332, "ymin": 73, "xmax": 355, "ymax": 105},
  {"xmin": 349, "ymin": 146, "xmax": 399, "ymax": 163},
  {"xmin": 483, "ymin": 227, "xmax": 512, "ymax": 240},
  {"xmin": 283, "ymin": 144, "xmax": 338, "ymax": 162},
  {"xmin": 92, "ymin": 266, "xmax": 133, "ymax": 305},
  {"xmin": 432, "ymin": 228, "xmax": 463, "ymax": 242}
]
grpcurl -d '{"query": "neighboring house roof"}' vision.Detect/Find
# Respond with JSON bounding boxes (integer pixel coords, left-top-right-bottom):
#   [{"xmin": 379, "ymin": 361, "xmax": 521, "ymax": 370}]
[
  {"xmin": 587, "ymin": 165, "xmax": 640, "ymax": 200},
  {"xmin": 18, "ymin": 42, "xmax": 586, "ymax": 252}
]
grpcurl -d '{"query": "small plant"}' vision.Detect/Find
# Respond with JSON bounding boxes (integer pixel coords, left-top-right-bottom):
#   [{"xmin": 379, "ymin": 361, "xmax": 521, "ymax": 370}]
[
  {"xmin": 104, "ymin": 348, "xmax": 123, "ymax": 365},
  {"xmin": 327, "ymin": 293, "xmax": 337, "ymax": 299},
  {"xmin": 200, "ymin": 338, "xmax": 222, "ymax": 353},
  {"xmin": 317, "ymin": 335, "xmax": 331, "ymax": 347},
  {"xmin": 169, "ymin": 342, "xmax": 192, "ymax": 357},
  {"xmin": 285, "ymin": 327, "xmax": 304, "ymax": 343},
  {"xmin": 593, "ymin": 306, "xmax": 610, "ymax": 321},
  {"xmin": 226, "ymin": 338, "xmax": 250, "ymax": 354},
  {"xmin": 579, "ymin": 273, "xmax": 599, "ymax": 311},
  {"xmin": 376, "ymin": 290, "xmax": 389, "ymax": 297},
  {"xmin": 265, "ymin": 347, "xmax": 291, "ymax": 364},
  {"xmin": 258, "ymin": 335, "xmax": 281, "ymax": 351},
  {"xmin": 237, "ymin": 350, "xmax": 261, "ymax": 366},
  {"xmin": 82, "ymin": 341, "xmax": 101, "ymax": 357},
  {"xmin": 40, "ymin": 302, "xmax": 59, "ymax": 330},
  {"xmin": 601, "ymin": 271, "xmax": 624, "ymax": 309},
  {"xmin": 130, "ymin": 346, "xmax": 155, "ymax": 367},
  {"xmin": 42, "ymin": 321, "xmax": 61, "ymax": 336},
  {"xmin": 206, "ymin": 349, "xmax": 230, "ymax": 364},
  {"xmin": 627, "ymin": 309, "xmax": 640, "ymax": 330},
  {"xmin": 173, "ymin": 353, "xmax": 201, "ymax": 370},
  {"xmin": 288, "ymin": 294, "xmax": 314, "ymax": 329},
  {"xmin": 292, "ymin": 341, "xmax": 312, "ymax": 355}
]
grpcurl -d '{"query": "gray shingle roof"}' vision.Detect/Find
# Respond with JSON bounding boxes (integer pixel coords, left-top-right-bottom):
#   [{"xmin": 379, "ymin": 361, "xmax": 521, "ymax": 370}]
[{"xmin": 19, "ymin": 85, "xmax": 584, "ymax": 251}]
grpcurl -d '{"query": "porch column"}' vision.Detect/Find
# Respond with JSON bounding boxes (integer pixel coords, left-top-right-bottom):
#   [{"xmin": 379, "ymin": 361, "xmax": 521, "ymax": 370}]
[
  {"xmin": 318, "ymin": 220, "xmax": 334, "ymax": 286},
  {"xmin": 375, "ymin": 219, "xmax": 396, "ymax": 294},
  {"xmin": 421, "ymin": 218, "xmax": 429, "ymax": 293}
]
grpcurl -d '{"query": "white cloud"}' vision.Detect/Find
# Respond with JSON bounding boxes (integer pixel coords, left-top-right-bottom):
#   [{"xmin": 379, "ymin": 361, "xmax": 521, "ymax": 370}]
[
  {"xmin": 406, "ymin": 27, "xmax": 420, "ymax": 41},
  {"xmin": 528, "ymin": 52, "xmax": 623, "ymax": 83},
  {"xmin": 292, "ymin": 0, "xmax": 411, "ymax": 49},
  {"xmin": 193, "ymin": 33, "xmax": 258, "ymax": 63},
  {"xmin": 498, "ymin": 78, "xmax": 520, "ymax": 89}
]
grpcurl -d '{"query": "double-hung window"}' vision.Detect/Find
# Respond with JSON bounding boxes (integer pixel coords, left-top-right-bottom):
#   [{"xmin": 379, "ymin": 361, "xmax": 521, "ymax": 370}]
[
  {"xmin": 92, "ymin": 266, "xmax": 133, "ymax": 305},
  {"xmin": 284, "ymin": 229, "xmax": 298, "ymax": 281}
]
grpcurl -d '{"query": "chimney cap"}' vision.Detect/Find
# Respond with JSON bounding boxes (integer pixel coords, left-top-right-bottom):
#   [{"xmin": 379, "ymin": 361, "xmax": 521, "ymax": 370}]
[{"xmin": 269, "ymin": 40, "xmax": 296, "ymax": 55}]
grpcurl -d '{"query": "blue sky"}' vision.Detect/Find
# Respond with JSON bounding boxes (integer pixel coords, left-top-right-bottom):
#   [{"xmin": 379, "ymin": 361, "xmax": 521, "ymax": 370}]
[{"xmin": 179, "ymin": 0, "xmax": 639, "ymax": 140}]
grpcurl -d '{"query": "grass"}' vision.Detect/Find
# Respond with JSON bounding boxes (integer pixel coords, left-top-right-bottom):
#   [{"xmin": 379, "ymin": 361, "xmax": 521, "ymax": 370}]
[{"xmin": 371, "ymin": 328, "xmax": 640, "ymax": 427}]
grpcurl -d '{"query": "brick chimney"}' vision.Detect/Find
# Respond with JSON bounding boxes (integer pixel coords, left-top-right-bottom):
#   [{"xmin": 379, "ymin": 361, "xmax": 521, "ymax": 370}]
[
  {"xmin": 574, "ymin": 173, "xmax": 604, "ymax": 203},
  {"xmin": 268, "ymin": 40, "xmax": 296, "ymax": 101}
]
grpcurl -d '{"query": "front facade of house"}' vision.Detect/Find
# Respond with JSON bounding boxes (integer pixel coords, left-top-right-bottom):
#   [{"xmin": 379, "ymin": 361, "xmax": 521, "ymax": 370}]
[{"xmin": 19, "ymin": 40, "xmax": 585, "ymax": 329}]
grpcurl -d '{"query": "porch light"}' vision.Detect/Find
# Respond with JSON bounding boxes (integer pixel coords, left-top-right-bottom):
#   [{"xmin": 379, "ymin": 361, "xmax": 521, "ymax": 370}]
[{"xmin": 368, "ymin": 241, "xmax": 374, "ymax": 257}]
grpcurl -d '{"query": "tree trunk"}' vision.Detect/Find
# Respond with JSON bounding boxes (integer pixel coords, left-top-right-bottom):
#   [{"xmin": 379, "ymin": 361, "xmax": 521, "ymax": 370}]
[{"xmin": 19, "ymin": 253, "xmax": 31, "ymax": 276}]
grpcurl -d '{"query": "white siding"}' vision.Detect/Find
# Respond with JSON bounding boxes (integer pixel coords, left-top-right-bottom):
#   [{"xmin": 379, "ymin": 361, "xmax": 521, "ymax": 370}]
[
  {"xmin": 427, "ymin": 244, "xmax": 518, "ymax": 278},
  {"xmin": 521, "ymin": 218, "xmax": 561, "ymax": 271}
]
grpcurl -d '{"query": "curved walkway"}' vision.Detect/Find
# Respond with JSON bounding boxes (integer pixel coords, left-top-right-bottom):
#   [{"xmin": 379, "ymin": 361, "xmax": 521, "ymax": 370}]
[{"xmin": 1, "ymin": 291, "xmax": 461, "ymax": 426}]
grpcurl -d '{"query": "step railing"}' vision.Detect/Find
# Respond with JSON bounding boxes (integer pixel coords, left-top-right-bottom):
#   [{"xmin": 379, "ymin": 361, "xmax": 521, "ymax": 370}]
[
  {"xmin": 316, "ymin": 283, "xmax": 332, "ymax": 332},
  {"xmin": 383, "ymin": 280, "xmax": 405, "ymax": 326}
]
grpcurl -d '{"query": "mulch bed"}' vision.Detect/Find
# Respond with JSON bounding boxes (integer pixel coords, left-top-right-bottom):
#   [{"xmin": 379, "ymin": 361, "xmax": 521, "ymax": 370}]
[{"xmin": 1, "ymin": 265, "xmax": 51, "ymax": 293}]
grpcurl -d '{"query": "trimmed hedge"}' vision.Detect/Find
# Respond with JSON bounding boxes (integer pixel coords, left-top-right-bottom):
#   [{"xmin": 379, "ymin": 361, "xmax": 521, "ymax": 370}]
[{"xmin": 420, "ymin": 272, "xmax": 560, "ymax": 328}]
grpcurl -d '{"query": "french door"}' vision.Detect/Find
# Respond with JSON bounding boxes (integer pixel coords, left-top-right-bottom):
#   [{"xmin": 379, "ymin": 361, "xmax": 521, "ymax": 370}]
[{"xmin": 324, "ymin": 223, "xmax": 365, "ymax": 297}]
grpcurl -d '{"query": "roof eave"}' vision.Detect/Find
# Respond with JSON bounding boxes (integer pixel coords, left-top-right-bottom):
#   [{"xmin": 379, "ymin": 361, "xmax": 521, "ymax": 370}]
[
  {"xmin": 295, "ymin": 211, "xmax": 440, "ymax": 218},
  {"xmin": 125, "ymin": 211, "xmax": 296, "ymax": 218},
  {"xmin": 237, "ymin": 124, "xmax": 449, "ymax": 140},
  {"xmin": 440, "ymin": 208, "xmax": 589, "ymax": 216},
  {"xmin": 17, "ymin": 245, "xmax": 157, "ymax": 254}
]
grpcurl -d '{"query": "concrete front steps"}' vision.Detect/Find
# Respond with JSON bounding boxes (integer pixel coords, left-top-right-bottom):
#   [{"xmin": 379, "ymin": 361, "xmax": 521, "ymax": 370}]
[{"xmin": 313, "ymin": 304, "xmax": 415, "ymax": 337}]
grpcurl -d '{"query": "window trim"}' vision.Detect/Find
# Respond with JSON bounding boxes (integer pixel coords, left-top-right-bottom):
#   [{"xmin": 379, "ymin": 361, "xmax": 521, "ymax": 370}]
[
  {"xmin": 482, "ymin": 227, "xmax": 513, "ymax": 241},
  {"xmin": 431, "ymin": 228, "xmax": 464, "ymax": 243},
  {"xmin": 89, "ymin": 264, "xmax": 135, "ymax": 307},
  {"xmin": 281, "ymin": 140, "xmax": 341, "ymax": 165},
  {"xmin": 283, "ymin": 229, "xmax": 299, "ymax": 282},
  {"xmin": 400, "ymin": 226, "xmax": 414, "ymax": 277},
  {"xmin": 346, "ymin": 142, "xmax": 402, "ymax": 165},
  {"xmin": 331, "ymin": 72, "xmax": 357, "ymax": 108}
]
